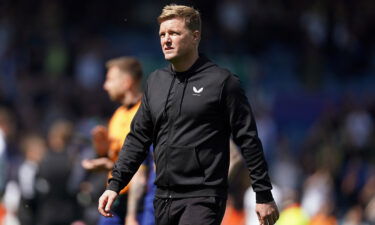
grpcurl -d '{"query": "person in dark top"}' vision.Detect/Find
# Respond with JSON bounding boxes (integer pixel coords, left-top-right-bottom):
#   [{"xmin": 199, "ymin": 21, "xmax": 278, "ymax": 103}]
[
  {"xmin": 98, "ymin": 4, "xmax": 279, "ymax": 225},
  {"xmin": 36, "ymin": 120, "xmax": 78, "ymax": 225}
]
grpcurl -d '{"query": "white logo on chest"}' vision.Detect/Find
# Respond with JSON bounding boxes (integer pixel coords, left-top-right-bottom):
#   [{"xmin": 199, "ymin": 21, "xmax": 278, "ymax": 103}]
[
  {"xmin": 193, "ymin": 86, "xmax": 203, "ymax": 96},
  {"xmin": 193, "ymin": 86, "xmax": 204, "ymax": 94}
]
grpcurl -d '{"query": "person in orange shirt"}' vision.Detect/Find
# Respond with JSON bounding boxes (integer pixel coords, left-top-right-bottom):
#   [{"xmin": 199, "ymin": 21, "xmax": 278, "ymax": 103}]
[{"xmin": 82, "ymin": 57, "xmax": 146, "ymax": 225}]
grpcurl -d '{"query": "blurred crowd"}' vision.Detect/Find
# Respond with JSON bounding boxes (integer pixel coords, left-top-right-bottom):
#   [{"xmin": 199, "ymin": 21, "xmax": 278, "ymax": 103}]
[{"xmin": 0, "ymin": 0, "xmax": 374, "ymax": 224}]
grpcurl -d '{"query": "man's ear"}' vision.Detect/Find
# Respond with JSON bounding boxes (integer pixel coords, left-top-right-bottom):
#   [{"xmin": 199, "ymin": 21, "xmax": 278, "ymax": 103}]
[
  {"xmin": 193, "ymin": 30, "xmax": 201, "ymax": 42},
  {"xmin": 122, "ymin": 74, "xmax": 134, "ymax": 90}
]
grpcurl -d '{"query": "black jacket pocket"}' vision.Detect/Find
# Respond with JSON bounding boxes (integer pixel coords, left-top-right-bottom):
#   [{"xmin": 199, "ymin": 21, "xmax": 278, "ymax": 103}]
[{"xmin": 167, "ymin": 145, "xmax": 204, "ymax": 186}]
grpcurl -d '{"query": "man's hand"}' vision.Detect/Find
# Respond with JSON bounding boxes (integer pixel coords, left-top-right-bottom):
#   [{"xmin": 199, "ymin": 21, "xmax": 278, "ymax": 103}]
[
  {"xmin": 92, "ymin": 125, "xmax": 109, "ymax": 156},
  {"xmin": 256, "ymin": 201, "xmax": 279, "ymax": 225},
  {"xmin": 98, "ymin": 190, "xmax": 118, "ymax": 217},
  {"xmin": 81, "ymin": 157, "xmax": 114, "ymax": 171}
]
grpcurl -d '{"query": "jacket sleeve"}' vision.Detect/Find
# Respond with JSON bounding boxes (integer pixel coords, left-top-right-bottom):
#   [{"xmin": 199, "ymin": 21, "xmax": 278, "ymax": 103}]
[
  {"xmin": 222, "ymin": 74, "xmax": 274, "ymax": 203},
  {"xmin": 107, "ymin": 82, "xmax": 154, "ymax": 193}
]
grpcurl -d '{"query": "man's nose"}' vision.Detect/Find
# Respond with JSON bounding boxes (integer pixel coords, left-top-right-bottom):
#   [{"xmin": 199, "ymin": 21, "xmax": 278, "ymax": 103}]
[{"xmin": 165, "ymin": 34, "xmax": 172, "ymax": 44}]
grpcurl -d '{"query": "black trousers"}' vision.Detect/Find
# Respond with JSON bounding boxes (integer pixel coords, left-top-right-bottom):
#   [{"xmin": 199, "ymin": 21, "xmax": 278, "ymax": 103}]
[{"xmin": 154, "ymin": 196, "xmax": 227, "ymax": 225}]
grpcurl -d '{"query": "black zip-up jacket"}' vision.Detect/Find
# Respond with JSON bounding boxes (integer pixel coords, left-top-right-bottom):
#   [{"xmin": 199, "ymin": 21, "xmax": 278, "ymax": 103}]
[{"xmin": 108, "ymin": 55, "xmax": 274, "ymax": 203}]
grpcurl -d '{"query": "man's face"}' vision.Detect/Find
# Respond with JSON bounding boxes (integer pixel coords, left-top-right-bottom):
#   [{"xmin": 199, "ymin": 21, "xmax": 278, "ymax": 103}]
[
  {"xmin": 103, "ymin": 67, "xmax": 129, "ymax": 102},
  {"xmin": 159, "ymin": 17, "xmax": 198, "ymax": 63}
]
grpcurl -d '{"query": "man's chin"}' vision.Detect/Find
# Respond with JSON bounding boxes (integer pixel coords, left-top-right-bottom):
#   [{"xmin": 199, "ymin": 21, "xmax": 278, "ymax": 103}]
[
  {"xmin": 108, "ymin": 95, "xmax": 120, "ymax": 102},
  {"xmin": 164, "ymin": 53, "xmax": 177, "ymax": 61}
]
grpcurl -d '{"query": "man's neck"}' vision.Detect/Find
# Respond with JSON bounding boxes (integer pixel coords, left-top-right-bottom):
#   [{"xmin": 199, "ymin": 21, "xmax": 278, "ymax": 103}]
[
  {"xmin": 122, "ymin": 90, "xmax": 142, "ymax": 109},
  {"xmin": 172, "ymin": 51, "xmax": 199, "ymax": 72}
]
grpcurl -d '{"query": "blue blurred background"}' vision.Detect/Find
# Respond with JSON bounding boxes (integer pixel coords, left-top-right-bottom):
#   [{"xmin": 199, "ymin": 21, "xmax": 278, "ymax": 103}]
[{"xmin": 0, "ymin": 0, "xmax": 374, "ymax": 225}]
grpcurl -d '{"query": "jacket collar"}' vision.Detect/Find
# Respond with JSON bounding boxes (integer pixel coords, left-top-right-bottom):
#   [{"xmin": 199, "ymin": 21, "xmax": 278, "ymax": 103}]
[{"xmin": 168, "ymin": 54, "xmax": 214, "ymax": 78}]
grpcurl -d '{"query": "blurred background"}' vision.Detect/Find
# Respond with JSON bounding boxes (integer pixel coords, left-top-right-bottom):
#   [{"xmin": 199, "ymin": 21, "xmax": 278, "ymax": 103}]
[{"xmin": 0, "ymin": 0, "xmax": 374, "ymax": 224}]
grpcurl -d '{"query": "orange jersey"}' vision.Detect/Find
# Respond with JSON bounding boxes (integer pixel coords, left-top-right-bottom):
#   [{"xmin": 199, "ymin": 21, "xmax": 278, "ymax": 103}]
[{"xmin": 107, "ymin": 101, "xmax": 141, "ymax": 194}]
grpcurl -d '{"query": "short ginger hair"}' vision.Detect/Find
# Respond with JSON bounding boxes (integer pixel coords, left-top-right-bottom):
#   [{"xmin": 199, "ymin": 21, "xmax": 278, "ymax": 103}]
[
  {"xmin": 105, "ymin": 57, "xmax": 143, "ymax": 82},
  {"xmin": 157, "ymin": 4, "xmax": 201, "ymax": 33}
]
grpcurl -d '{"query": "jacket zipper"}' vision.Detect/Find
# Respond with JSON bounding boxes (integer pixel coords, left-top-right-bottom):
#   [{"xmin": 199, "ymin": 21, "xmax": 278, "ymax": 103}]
[
  {"xmin": 164, "ymin": 74, "xmax": 176, "ymax": 198},
  {"xmin": 164, "ymin": 73, "xmax": 189, "ymax": 198},
  {"xmin": 178, "ymin": 76, "xmax": 188, "ymax": 116}
]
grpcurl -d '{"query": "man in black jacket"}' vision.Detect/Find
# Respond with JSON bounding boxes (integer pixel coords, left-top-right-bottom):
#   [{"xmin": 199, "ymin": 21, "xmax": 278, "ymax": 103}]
[{"xmin": 98, "ymin": 4, "xmax": 279, "ymax": 225}]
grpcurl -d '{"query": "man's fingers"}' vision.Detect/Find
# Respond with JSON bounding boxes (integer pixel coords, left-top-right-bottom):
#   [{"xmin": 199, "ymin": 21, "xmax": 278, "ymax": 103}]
[
  {"xmin": 98, "ymin": 192, "xmax": 115, "ymax": 217},
  {"xmin": 265, "ymin": 211, "xmax": 279, "ymax": 225},
  {"xmin": 257, "ymin": 212, "xmax": 265, "ymax": 225},
  {"xmin": 273, "ymin": 211, "xmax": 279, "ymax": 222},
  {"xmin": 270, "ymin": 210, "xmax": 279, "ymax": 224},
  {"xmin": 105, "ymin": 195, "xmax": 115, "ymax": 212},
  {"xmin": 98, "ymin": 195, "xmax": 108, "ymax": 216},
  {"xmin": 267, "ymin": 215, "xmax": 275, "ymax": 225},
  {"xmin": 260, "ymin": 215, "xmax": 271, "ymax": 225},
  {"xmin": 258, "ymin": 211, "xmax": 278, "ymax": 225},
  {"xmin": 256, "ymin": 201, "xmax": 279, "ymax": 225}
]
